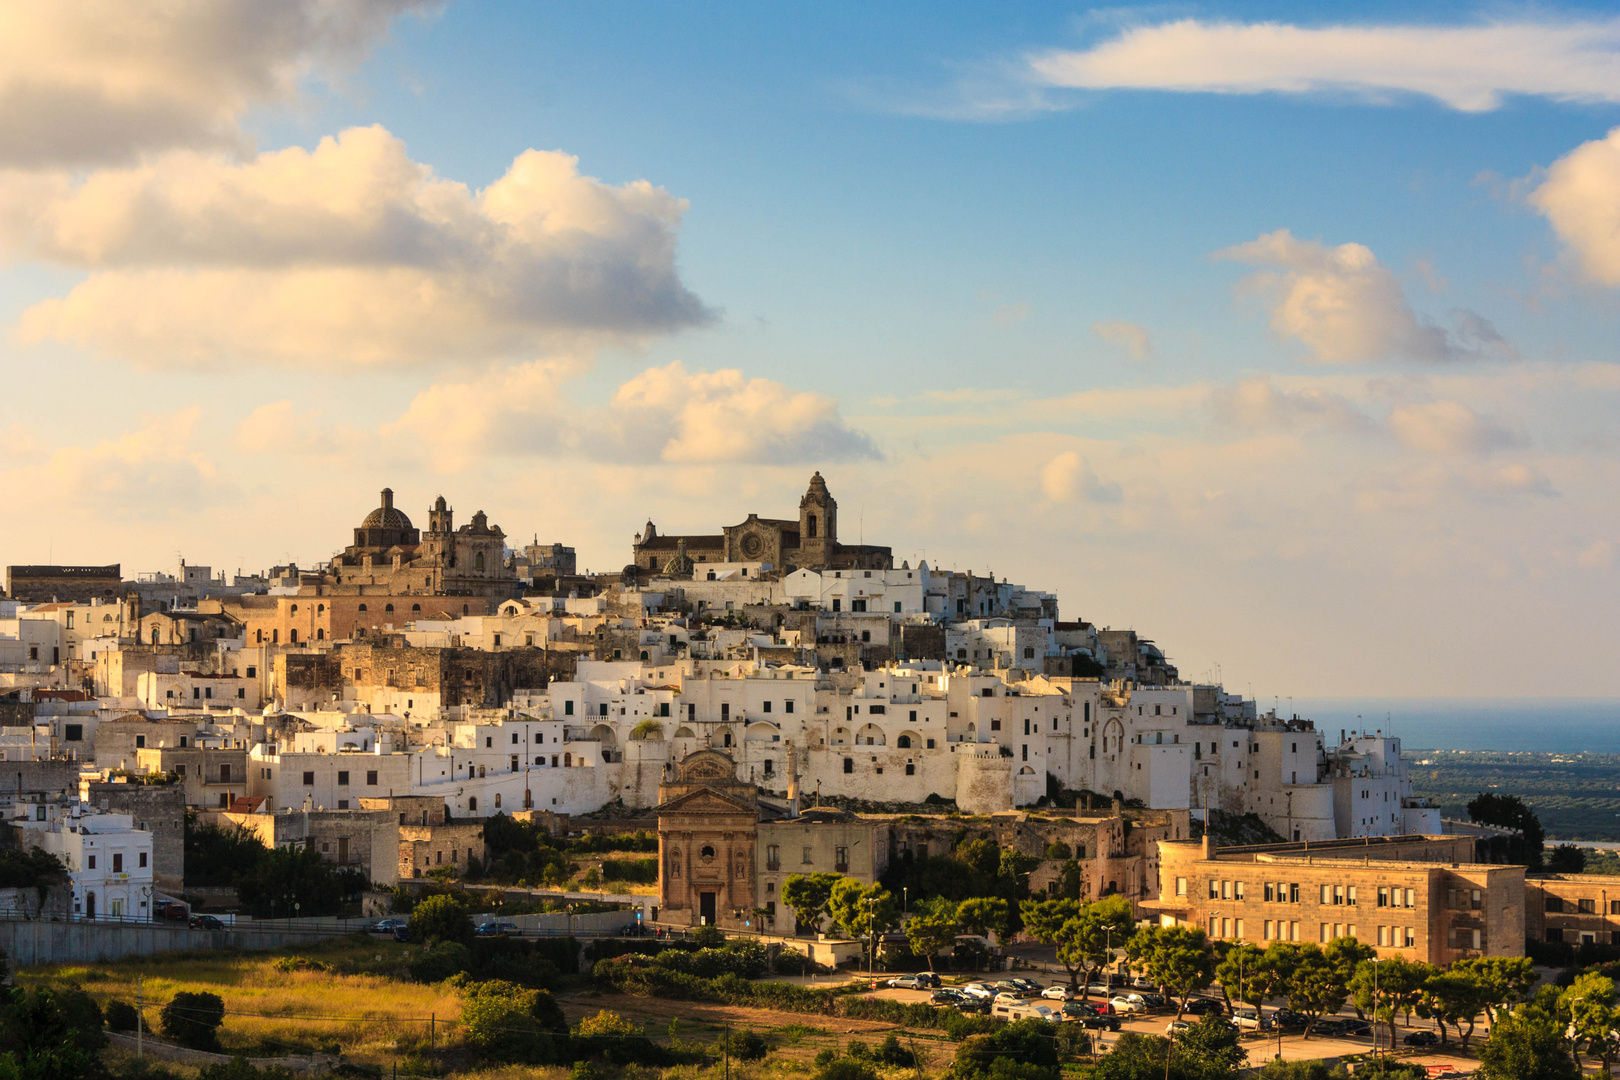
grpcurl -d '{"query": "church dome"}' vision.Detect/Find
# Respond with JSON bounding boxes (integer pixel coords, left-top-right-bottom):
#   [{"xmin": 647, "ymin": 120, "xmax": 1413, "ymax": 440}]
[{"xmin": 361, "ymin": 488, "xmax": 413, "ymax": 531}]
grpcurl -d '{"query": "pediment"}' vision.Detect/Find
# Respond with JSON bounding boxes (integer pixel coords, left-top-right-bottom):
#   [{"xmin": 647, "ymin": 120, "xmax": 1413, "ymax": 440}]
[{"xmin": 658, "ymin": 786, "xmax": 758, "ymax": 817}]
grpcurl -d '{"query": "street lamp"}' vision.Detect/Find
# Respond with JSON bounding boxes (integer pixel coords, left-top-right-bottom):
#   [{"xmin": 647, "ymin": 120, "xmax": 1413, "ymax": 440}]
[
  {"xmin": 903, "ymin": 887, "xmax": 908, "ymax": 914},
  {"xmin": 866, "ymin": 896, "xmax": 878, "ymax": 975}
]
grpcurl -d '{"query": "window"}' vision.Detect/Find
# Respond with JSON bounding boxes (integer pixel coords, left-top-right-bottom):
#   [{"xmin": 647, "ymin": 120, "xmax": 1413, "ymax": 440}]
[
  {"xmin": 802, "ymin": 847, "xmax": 813, "ymax": 864},
  {"xmin": 565, "ymin": 700, "xmax": 574, "ymax": 716},
  {"xmin": 337, "ymin": 771, "xmax": 349, "ymax": 786},
  {"xmin": 905, "ymin": 763, "xmax": 915, "ymax": 775},
  {"xmin": 767, "ymin": 845, "xmax": 779, "ymax": 869},
  {"xmin": 835, "ymin": 846, "xmax": 849, "ymax": 871},
  {"xmin": 87, "ymin": 855, "xmax": 96, "ymax": 870},
  {"xmin": 1209, "ymin": 879, "xmax": 1220, "ymax": 900},
  {"xmin": 64, "ymin": 724, "xmax": 82, "ymax": 742},
  {"xmin": 785, "ymin": 700, "xmax": 795, "ymax": 714},
  {"xmin": 303, "ymin": 771, "xmax": 315, "ymax": 785},
  {"xmin": 366, "ymin": 770, "xmax": 378, "ymax": 785},
  {"xmin": 1176, "ymin": 877, "xmax": 1187, "ymax": 897},
  {"xmin": 139, "ymin": 852, "xmax": 147, "ymax": 868},
  {"xmin": 1580, "ymin": 898, "xmax": 1597, "ymax": 914},
  {"xmin": 113, "ymin": 853, "xmax": 123, "ymax": 873},
  {"xmin": 135, "ymin": 735, "xmax": 145, "ymax": 749},
  {"xmin": 843, "ymin": 757, "xmax": 853, "ymax": 774}
]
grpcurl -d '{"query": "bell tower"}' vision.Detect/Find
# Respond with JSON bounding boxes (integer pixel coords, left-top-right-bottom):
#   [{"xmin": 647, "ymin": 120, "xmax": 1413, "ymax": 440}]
[
  {"xmin": 797, "ymin": 471, "xmax": 836, "ymax": 568},
  {"xmin": 428, "ymin": 495, "xmax": 453, "ymax": 535}
]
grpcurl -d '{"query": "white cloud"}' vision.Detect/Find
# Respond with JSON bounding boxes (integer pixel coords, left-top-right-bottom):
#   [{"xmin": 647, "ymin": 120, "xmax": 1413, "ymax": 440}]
[
  {"xmin": 1039, "ymin": 450, "xmax": 1122, "ymax": 503},
  {"xmin": 1027, "ymin": 18, "xmax": 1620, "ymax": 113},
  {"xmin": 1210, "ymin": 375, "xmax": 1367, "ymax": 432},
  {"xmin": 1385, "ymin": 400, "xmax": 1520, "ymax": 456},
  {"xmin": 1217, "ymin": 230, "xmax": 1508, "ymax": 364},
  {"xmin": 0, "ymin": 0, "xmax": 432, "ymax": 167},
  {"xmin": 6, "ymin": 126, "xmax": 711, "ymax": 367},
  {"xmin": 386, "ymin": 359, "xmax": 879, "ymax": 471},
  {"xmin": 3, "ymin": 407, "xmax": 227, "ymax": 516},
  {"xmin": 234, "ymin": 401, "xmax": 367, "ymax": 457},
  {"xmin": 1531, "ymin": 125, "xmax": 1620, "ymax": 286},
  {"xmin": 1091, "ymin": 320, "xmax": 1153, "ymax": 362}
]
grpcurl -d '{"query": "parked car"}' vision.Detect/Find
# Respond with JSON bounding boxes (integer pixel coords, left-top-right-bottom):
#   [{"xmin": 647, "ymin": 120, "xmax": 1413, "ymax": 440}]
[
  {"xmin": 1338, "ymin": 1019, "xmax": 1371, "ymax": 1037},
  {"xmin": 917, "ymin": 972, "xmax": 942, "ymax": 988},
  {"xmin": 1232, "ymin": 1008, "xmax": 1272, "ymax": 1031},
  {"xmin": 1271, "ymin": 1009, "xmax": 1309, "ymax": 1031},
  {"xmin": 188, "ymin": 914, "xmax": 224, "ymax": 930},
  {"xmin": 957, "ymin": 997, "xmax": 992, "ymax": 1014},
  {"xmin": 1183, "ymin": 997, "xmax": 1226, "ymax": 1016},
  {"xmin": 930, "ymin": 988, "xmax": 966, "ymax": 1006},
  {"xmin": 475, "ymin": 921, "xmax": 518, "ymax": 937},
  {"xmin": 370, "ymin": 918, "xmax": 408, "ymax": 934},
  {"xmin": 993, "ymin": 992, "xmax": 1030, "ymax": 1006},
  {"xmin": 156, "ymin": 902, "xmax": 189, "ymax": 922},
  {"xmin": 1138, "ymin": 993, "xmax": 1170, "ymax": 1010},
  {"xmin": 1110, "ymin": 995, "xmax": 1147, "ymax": 1015},
  {"xmin": 619, "ymin": 921, "xmax": 650, "ymax": 937},
  {"xmin": 391, "ymin": 926, "xmax": 411, "ymax": 943},
  {"xmin": 1404, "ymin": 1030, "xmax": 1440, "ymax": 1047},
  {"xmin": 1008, "ymin": 978, "xmax": 1044, "ymax": 995},
  {"xmin": 1165, "ymin": 1020, "xmax": 1193, "ymax": 1036},
  {"xmin": 886, "ymin": 974, "xmax": 930, "ymax": 990},
  {"xmin": 1313, "ymin": 1019, "xmax": 1347, "ymax": 1036},
  {"xmin": 961, "ymin": 982, "xmax": 996, "ymax": 1000},
  {"xmin": 1041, "ymin": 985, "xmax": 1075, "ymax": 1001},
  {"xmin": 1084, "ymin": 983, "xmax": 1114, "ymax": 997},
  {"xmin": 1063, "ymin": 1003, "xmax": 1121, "ymax": 1030}
]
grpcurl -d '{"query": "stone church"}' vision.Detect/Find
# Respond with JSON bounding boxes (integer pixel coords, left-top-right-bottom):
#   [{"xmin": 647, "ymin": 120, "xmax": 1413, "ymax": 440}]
[
  {"xmin": 328, "ymin": 489, "xmax": 517, "ymax": 599},
  {"xmin": 632, "ymin": 472, "xmax": 892, "ymax": 576},
  {"xmin": 656, "ymin": 749, "xmax": 761, "ymax": 929}
]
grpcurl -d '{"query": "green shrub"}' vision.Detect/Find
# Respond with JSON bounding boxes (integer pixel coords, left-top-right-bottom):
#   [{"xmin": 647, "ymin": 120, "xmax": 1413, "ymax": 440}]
[
  {"xmin": 872, "ymin": 1033, "xmax": 915, "ymax": 1067},
  {"xmin": 815, "ymin": 1059, "xmax": 880, "ymax": 1080},
  {"xmin": 600, "ymin": 858, "xmax": 658, "ymax": 884},
  {"xmin": 104, "ymin": 999, "xmax": 139, "ymax": 1033},
  {"xmin": 814, "ymin": 1048, "xmax": 838, "ymax": 1067},
  {"xmin": 161, "ymin": 991, "xmax": 225, "ymax": 1051},
  {"xmin": 409, "ymin": 941, "xmax": 473, "ymax": 983},
  {"xmin": 459, "ymin": 980, "xmax": 568, "ymax": 1065},
  {"xmin": 409, "ymin": 893, "xmax": 473, "ymax": 945}
]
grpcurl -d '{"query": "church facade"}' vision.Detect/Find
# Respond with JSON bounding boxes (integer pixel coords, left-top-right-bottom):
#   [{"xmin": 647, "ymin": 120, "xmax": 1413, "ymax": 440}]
[
  {"xmin": 328, "ymin": 489, "xmax": 517, "ymax": 599},
  {"xmin": 655, "ymin": 749, "xmax": 761, "ymax": 929},
  {"xmin": 632, "ymin": 472, "xmax": 891, "ymax": 575}
]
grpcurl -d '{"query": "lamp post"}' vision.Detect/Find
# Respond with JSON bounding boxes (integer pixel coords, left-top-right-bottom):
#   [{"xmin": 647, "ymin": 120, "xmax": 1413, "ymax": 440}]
[
  {"xmin": 903, "ymin": 887, "xmax": 908, "ymax": 914},
  {"xmin": 866, "ymin": 896, "xmax": 877, "ymax": 975}
]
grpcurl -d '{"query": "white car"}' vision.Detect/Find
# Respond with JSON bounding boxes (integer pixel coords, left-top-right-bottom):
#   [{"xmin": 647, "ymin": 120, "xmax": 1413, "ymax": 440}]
[
  {"xmin": 993, "ymin": 992, "xmax": 1029, "ymax": 1006},
  {"xmin": 1165, "ymin": 1019, "xmax": 1192, "ymax": 1036},
  {"xmin": 1110, "ymin": 995, "xmax": 1148, "ymax": 1015},
  {"xmin": 1041, "ymin": 985, "xmax": 1075, "ymax": 1001},
  {"xmin": 961, "ymin": 983, "xmax": 995, "ymax": 1000}
]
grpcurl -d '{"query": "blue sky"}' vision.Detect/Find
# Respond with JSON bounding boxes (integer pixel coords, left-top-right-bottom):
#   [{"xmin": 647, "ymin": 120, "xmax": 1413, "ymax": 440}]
[{"xmin": 2, "ymin": 1, "xmax": 1619, "ymax": 697}]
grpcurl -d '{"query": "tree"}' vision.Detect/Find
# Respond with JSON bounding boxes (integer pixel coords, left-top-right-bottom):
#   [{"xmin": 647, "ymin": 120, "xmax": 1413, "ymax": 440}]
[
  {"xmin": 955, "ymin": 897, "xmax": 1010, "ymax": 941},
  {"xmin": 0, "ymin": 987, "xmax": 104, "ymax": 1080},
  {"xmin": 1477, "ymin": 1005, "xmax": 1581, "ymax": 1080},
  {"xmin": 1454, "ymin": 956, "xmax": 1537, "ymax": 1021},
  {"xmin": 1468, "ymin": 792, "xmax": 1544, "ymax": 867},
  {"xmin": 1561, "ymin": 973, "xmax": 1620, "ymax": 1074},
  {"xmin": 955, "ymin": 838, "xmax": 1002, "ymax": 878},
  {"xmin": 460, "ymin": 980, "xmax": 568, "ymax": 1065},
  {"xmin": 1322, "ymin": 936, "xmax": 1375, "ymax": 1015},
  {"xmin": 628, "ymin": 720, "xmax": 664, "ymax": 740},
  {"xmin": 1051, "ymin": 895, "xmax": 1135, "ymax": 995},
  {"xmin": 410, "ymin": 892, "xmax": 474, "ymax": 945},
  {"xmin": 1420, "ymin": 969, "xmax": 1492, "ymax": 1047},
  {"xmin": 1128, "ymin": 925, "xmax": 1215, "ymax": 1020},
  {"xmin": 233, "ymin": 843, "xmax": 366, "ymax": 918},
  {"xmin": 781, "ymin": 872, "xmax": 842, "ymax": 934},
  {"xmin": 161, "ymin": 991, "xmax": 225, "ymax": 1051},
  {"xmin": 1173, "ymin": 1013, "xmax": 1247, "ymax": 1079},
  {"xmin": 1021, "ymin": 897, "xmax": 1082, "ymax": 985},
  {"xmin": 1545, "ymin": 844, "xmax": 1586, "ymax": 873},
  {"xmin": 827, "ymin": 879, "xmax": 898, "ymax": 967},
  {"xmin": 1261, "ymin": 943, "xmax": 1346, "ymax": 1037},
  {"xmin": 904, "ymin": 896, "xmax": 959, "ymax": 970},
  {"xmin": 1214, "ymin": 942, "xmax": 1267, "ymax": 1012},
  {"xmin": 1350, "ymin": 957, "xmax": 1434, "ymax": 1050},
  {"xmin": 952, "ymin": 1018, "xmax": 1061, "ymax": 1080}
]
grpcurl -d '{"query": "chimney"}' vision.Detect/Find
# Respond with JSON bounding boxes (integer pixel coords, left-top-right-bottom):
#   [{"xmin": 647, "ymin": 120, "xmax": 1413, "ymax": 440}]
[{"xmin": 1201, "ymin": 832, "xmax": 1214, "ymax": 860}]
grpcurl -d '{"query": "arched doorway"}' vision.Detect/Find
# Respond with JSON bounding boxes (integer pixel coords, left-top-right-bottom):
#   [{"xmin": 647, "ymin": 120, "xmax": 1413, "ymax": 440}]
[{"xmin": 85, "ymin": 892, "xmax": 96, "ymax": 920}]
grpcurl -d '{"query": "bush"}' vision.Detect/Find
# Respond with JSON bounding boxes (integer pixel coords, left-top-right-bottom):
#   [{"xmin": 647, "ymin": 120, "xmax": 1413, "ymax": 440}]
[
  {"xmin": 953, "ymin": 1019, "xmax": 1060, "ymax": 1080},
  {"xmin": 600, "ymin": 859, "xmax": 658, "ymax": 884},
  {"xmin": 815, "ymin": 1059, "xmax": 880, "ymax": 1080},
  {"xmin": 410, "ymin": 893, "xmax": 473, "ymax": 945},
  {"xmin": 721, "ymin": 1028, "xmax": 769, "ymax": 1061},
  {"xmin": 1043, "ymin": 841, "xmax": 1072, "ymax": 860},
  {"xmin": 161, "ymin": 991, "xmax": 225, "ymax": 1051},
  {"xmin": 872, "ymin": 1033, "xmax": 915, "ymax": 1067},
  {"xmin": 814, "ymin": 1048, "xmax": 838, "ymax": 1067},
  {"xmin": 459, "ymin": 980, "xmax": 568, "ymax": 1065},
  {"xmin": 409, "ymin": 941, "xmax": 473, "ymax": 983},
  {"xmin": 576, "ymin": 1008, "xmax": 668, "ymax": 1066},
  {"xmin": 774, "ymin": 949, "xmax": 812, "ymax": 976},
  {"xmin": 104, "ymin": 999, "xmax": 139, "ymax": 1033}
]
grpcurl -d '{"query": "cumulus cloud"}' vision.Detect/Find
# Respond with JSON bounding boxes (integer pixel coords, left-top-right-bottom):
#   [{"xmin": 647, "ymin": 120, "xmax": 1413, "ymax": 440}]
[
  {"xmin": 1039, "ymin": 451, "xmax": 1122, "ymax": 503},
  {"xmin": 235, "ymin": 401, "xmax": 367, "ymax": 457},
  {"xmin": 0, "ymin": 0, "xmax": 431, "ymax": 167},
  {"xmin": 1385, "ymin": 400, "xmax": 1521, "ymax": 456},
  {"xmin": 1217, "ymin": 230, "xmax": 1509, "ymax": 364},
  {"xmin": 6, "ymin": 126, "xmax": 711, "ymax": 367},
  {"xmin": 1027, "ymin": 18, "xmax": 1620, "ymax": 113},
  {"xmin": 386, "ymin": 360, "xmax": 879, "ymax": 471},
  {"xmin": 1091, "ymin": 320, "xmax": 1153, "ymax": 362},
  {"xmin": 1531, "ymin": 125, "xmax": 1620, "ymax": 286}
]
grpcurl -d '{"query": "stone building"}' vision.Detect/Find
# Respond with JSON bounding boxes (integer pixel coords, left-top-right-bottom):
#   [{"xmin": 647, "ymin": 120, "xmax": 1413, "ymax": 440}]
[
  {"xmin": 83, "ymin": 780, "xmax": 186, "ymax": 893},
  {"xmin": 1147, "ymin": 833, "xmax": 1525, "ymax": 966},
  {"xmin": 656, "ymin": 749, "xmax": 760, "ymax": 929},
  {"xmin": 4, "ymin": 565, "xmax": 122, "ymax": 604},
  {"xmin": 361, "ymin": 796, "xmax": 484, "ymax": 880},
  {"xmin": 1525, "ymin": 874, "xmax": 1620, "ymax": 948},
  {"xmin": 135, "ymin": 747, "xmax": 248, "ymax": 810},
  {"xmin": 327, "ymin": 489, "xmax": 517, "ymax": 600},
  {"xmin": 632, "ymin": 473, "xmax": 891, "ymax": 576}
]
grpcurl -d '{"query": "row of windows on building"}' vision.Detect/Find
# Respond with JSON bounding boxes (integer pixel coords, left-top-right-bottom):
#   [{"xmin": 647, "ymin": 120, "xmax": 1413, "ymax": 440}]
[
  {"xmin": 83, "ymin": 852, "xmax": 146, "ymax": 872},
  {"xmin": 1544, "ymin": 896, "xmax": 1620, "ymax": 914},
  {"xmin": 764, "ymin": 844, "xmax": 852, "ymax": 872},
  {"xmin": 1188, "ymin": 879, "xmax": 1423, "ymax": 909}
]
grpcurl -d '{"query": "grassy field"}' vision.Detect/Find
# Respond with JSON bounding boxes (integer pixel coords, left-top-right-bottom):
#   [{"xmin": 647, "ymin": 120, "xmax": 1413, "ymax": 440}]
[
  {"xmin": 21, "ymin": 935, "xmax": 461, "ymax": 1066},
  {"xmin": 1406, "ymin": 749, "xmax": 1620, "ymax": 842}
]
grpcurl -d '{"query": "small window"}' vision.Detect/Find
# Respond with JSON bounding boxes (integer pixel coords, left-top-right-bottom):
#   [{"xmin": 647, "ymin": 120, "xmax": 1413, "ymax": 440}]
[
  {"xmin": 337, "ymin": 771, "xmax": 349, "ymax": 786},
  {"xmin": 87, "ymin": 856, "xmax": 96, "ymax": 870},
  {"xmin": 139, "ymin": 852, "xmax": 147, "ymax": 868},
  {"xmin": 303, "ymin": 771, "xmax": 315, "ymax": 785}
]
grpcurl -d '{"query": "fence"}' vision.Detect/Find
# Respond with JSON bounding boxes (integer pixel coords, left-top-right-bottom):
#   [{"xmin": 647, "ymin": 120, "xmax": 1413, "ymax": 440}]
[{"xmin": 0, "ymin": 914, "xmax": 348, "ymax": 966}]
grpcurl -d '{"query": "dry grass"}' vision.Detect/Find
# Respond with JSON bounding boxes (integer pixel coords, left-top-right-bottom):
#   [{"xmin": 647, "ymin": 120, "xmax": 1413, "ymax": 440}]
[{"xmin": 21, "ymin": 936, "xmax": 462, "ymax": 1067}]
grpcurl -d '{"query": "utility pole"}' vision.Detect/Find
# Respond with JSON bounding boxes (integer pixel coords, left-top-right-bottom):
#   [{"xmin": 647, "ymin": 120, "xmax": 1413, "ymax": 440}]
[
  {"xmin": 136, "ymin": 976, "xmax": 143, "ymax": 1059},
  {"xmin": 724, "ymin": 1021, "xmax": 731, "ymax": 1080}
]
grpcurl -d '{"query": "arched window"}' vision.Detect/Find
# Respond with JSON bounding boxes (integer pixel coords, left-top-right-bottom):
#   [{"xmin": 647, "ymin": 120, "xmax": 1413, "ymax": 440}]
[
  {"xmin": 806, "ymin": 514, "xmax": 818, "ymax": 538},
  {"xmin": 897, "ymin": 734, "xmax": 912, "ymax": 749},
  {"xmin": 149, "ymin": 627, "xmax": 158, "ymax": 645},
  {"xmin": 290, "ymin": 604, "xmax": 298, "ymax": 613},
  {"xmin": 272, "ymin": 629, "xmax": 279, "ymax": 644},
  {"xmin": 316, "ymin": 629, "xmax": 325, "ymax": 641},
  {"xmin": 494, "ymin": 793, "xmax": 501, "ymax": 808},
  {"xmin": 475, "ymin": 551, "xmax": 485, "ymax": 571},
  {"xmin": 385, "ymin": 604, "xmax": 394, "ymax": 613},
  {"xmin": 468, "ymin": 797, "xmax": 477, "ymax": 812},
  {"xmin": 358, "ymin": 603, "xmax": 367, "ymax": 612},
  {"xmin": 412, "ymin": 604, "xmax": 421, "ymax": 613},
  {"xmin": 462, "ymin": 604, "xmax": 469, "ymax": 615},
  {"xmin": 289, "ymin": 628, "xmax": 298, "ymax": 644},
  {"xmin": 255, "ymin": 629, "xmax": 262, "ymax": 643},
  {"xmin": 317, "ymin": 604, "xmax": 324, "ymax": 613}
]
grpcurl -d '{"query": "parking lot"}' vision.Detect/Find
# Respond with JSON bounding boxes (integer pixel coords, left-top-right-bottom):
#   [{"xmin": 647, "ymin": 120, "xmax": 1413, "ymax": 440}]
[{"xmin": 861, "ymin": 980, "xmax": 1483, "ymax": 1073}]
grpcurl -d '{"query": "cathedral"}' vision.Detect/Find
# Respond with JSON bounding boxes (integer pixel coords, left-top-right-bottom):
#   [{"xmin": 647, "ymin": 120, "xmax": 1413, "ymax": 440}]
[
  {"xmin": 631, "ymin": 472, "xmax": 891, "ymax": 576},
  {"xmin": 328, "ymin": 489, "xmax": 517, "ymax": 599}
]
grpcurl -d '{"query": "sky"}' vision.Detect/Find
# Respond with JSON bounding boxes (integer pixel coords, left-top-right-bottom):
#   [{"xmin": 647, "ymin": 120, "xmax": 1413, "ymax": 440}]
[{"xmin": 2, "ymin": 1, "xmax": 1620, "ymax": 699}]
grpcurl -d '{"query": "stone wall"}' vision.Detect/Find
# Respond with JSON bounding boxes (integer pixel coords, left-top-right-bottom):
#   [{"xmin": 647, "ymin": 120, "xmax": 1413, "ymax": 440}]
[{"xmin": 85, "ymin": 782, "xmax": 186, "ymax": 891}]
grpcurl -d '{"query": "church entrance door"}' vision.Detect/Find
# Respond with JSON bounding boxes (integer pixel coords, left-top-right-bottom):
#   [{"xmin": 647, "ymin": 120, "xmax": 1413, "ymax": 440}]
[{"xmin": 699, "ymin": 892, "xmax": 716, "ymax": 926}]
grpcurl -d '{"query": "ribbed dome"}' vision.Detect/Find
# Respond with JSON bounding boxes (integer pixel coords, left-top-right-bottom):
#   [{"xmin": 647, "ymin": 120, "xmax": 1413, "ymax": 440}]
[{"xmin": 361, "ymin": 488, "xmax": 413, "ymax": 531}]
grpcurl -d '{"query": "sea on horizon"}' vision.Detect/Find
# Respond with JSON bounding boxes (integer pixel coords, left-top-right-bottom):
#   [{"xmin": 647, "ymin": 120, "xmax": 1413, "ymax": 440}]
[{"xmin": 1283, "ymin": 698, "xmax": 1620, "ymax": 754}]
